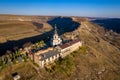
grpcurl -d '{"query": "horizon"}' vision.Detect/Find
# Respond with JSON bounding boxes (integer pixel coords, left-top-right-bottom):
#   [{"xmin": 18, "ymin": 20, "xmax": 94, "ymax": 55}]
[
  {"xmin": 0, "ymin": 0, "xmax": 120, "ymax": 18},
  {"xmin": 0, "ymin": 13, "xmax": 120, "ymax": 19}
]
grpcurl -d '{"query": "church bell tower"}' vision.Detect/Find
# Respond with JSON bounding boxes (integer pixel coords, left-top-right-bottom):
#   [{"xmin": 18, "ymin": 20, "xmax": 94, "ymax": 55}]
[{"xmin": 51, "ymin": 24, "xmax": 62, "ymax": 46}]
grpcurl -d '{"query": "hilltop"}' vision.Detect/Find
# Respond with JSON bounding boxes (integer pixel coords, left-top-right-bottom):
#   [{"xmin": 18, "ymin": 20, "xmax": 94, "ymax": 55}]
[
  {"xmin": 47, "ymin": 19, "xmax": 120, "ymax": 80},
  {"xmin": 0, "ymin": 14, "xmax": 120, "ymax": 80}
]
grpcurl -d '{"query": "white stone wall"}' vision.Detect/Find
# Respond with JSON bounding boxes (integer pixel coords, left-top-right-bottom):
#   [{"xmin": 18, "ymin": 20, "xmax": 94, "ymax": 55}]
[
  {"xmin": 60, "ymin": 41, "xmax": 82, "ymax": 58},
  {"xmin": 39, "ymin": 54, "xmax": 60, "ymax": 68},
  {"xmin": 38, "ymin": 41, "xmax": 82, "ymax": 68}
]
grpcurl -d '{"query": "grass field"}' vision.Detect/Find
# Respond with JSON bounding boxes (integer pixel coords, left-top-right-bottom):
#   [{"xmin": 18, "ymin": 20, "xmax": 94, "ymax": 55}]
[
  {"xmin": 0, "ymin": 20, "xmax": 52, "ymax": 43},
  {"xmin": 0, "ymin": 62, "xmax": 38, "ymax": 80}
]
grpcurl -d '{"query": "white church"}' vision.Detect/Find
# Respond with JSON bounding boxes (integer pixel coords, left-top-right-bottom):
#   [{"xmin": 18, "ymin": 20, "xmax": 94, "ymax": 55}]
[
  {"xmin": 51, "ymin": 24, "xmax": 62, "ymax": 46},
  {"xmin": 27, "ymin": 24, "xmax": 82, "ymax": 68}
]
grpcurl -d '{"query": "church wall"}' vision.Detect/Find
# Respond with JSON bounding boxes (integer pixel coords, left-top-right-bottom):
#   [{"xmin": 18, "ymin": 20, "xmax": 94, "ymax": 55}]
[
  {"xmin": 69, "ymin": 41, "xmax": 82, "ymax": 52},
  {"xmin": 33, "ymin": 54, "xmax": 39, "ymax": 65},
  {"xmin": 60, "ymin": 41, "xmax": 82, "ymax": 58},
  {"xmin": 39, "ymin": 53, "xmax": 61, "ymax": 68},
  {"xmin": 33, "ymin": 40, "xmax": 82, "ymax": 68}
]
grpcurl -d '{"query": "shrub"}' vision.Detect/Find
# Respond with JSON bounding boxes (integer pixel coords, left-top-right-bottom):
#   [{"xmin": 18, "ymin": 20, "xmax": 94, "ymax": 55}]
[
  {"xmin": 79, "ymin": 46, "xmax": 87, "ymax": 53},
  {"xmin": 46, "ymin": 55, "xmax": 75, "ymax": 77}
]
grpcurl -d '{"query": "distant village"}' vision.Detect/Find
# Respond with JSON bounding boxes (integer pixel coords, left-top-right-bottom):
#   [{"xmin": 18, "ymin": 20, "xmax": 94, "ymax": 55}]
[{"xmin": 0, "ymin": 24, "xmax": 82, "ymax": 69}]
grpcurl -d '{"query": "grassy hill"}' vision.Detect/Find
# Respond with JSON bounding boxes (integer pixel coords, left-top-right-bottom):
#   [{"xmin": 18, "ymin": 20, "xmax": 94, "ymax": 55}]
[
  {"xmin": 0, "ymin": 20, "xmax": 52, "ymax": 43},
  {"xmin": 36, "ymin": 21, "xmax": 120, "ymax": 80},
  {"xmin": 0, "ymin": 15, "xmax": 120, "ymax": 80}
]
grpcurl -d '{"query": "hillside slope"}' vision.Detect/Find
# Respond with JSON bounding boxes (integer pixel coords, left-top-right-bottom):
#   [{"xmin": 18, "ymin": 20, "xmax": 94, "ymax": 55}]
[
  {"xmin": 0, "ymin": 14, "xmax": 56, "ymax": 43},
  {"xmin": 37, "ymin": 20, "xmax": 120, "ymax": 80},
  {"xmin": 0, "ymin": 21, "xmax": 52, "ymax": 43},
  {"xmin": 76, "ymin": 21, "xmax": 120, "ymax": 80},
  {"xmin": 0, "ymin": 16, "xmax": 120, "ymax": 80},
  {"xmin": 92, "ymin": 18, "xmax": 120, "ymax": 33}
]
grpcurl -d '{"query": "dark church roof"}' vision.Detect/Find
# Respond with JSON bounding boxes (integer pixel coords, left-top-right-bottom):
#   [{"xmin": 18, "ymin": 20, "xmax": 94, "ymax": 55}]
[
  {"xmin": 40, "ymin": 50, "xmax": 59, "ymax": 61},
  {"xmin": 59, "ymin": 39, "xmax": 80, "ymax": 49}
]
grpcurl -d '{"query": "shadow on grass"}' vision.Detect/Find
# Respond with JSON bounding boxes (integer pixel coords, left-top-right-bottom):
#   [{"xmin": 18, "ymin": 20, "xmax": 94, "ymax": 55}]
[{"xmin": 0, "ymin": 17, "xmax": 80, "ymax": 56}]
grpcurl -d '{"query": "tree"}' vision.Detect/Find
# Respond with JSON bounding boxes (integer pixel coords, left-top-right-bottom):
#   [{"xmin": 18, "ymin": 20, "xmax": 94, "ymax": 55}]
[
  {"xmin": 15, "ymin": 50, "xmax": 21, "ymax": 58},
  {"xmin": 39, "ymin": 40, "xmax": 46, "ymax": 47}
]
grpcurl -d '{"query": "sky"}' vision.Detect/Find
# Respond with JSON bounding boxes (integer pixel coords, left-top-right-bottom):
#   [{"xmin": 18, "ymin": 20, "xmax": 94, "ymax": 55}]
[{"xmin": 0, "ymin": 0, "xmax": 120, "ymax": 18}]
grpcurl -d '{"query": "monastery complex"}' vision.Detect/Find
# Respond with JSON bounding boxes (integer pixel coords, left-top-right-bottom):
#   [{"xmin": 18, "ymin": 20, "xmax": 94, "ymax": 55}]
[{"xmin": 28, "ymin": 25, "xmax": 82, "ymax": 68}]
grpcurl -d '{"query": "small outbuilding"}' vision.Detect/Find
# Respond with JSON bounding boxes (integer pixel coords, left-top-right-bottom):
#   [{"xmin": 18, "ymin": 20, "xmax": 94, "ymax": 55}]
[{"xmin": 12, "ymin": 72, "xmax": 21, "ymax": 80}]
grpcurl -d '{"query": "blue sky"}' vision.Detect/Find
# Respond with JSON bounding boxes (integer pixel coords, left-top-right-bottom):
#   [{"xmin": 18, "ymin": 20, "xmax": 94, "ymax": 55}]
[{"xmin": 0, "ymin": 0, "xmax": 120, "ymax": 18}]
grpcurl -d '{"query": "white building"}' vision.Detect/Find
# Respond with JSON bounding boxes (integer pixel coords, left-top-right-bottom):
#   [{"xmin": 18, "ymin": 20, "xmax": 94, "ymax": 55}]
[
  {"xmin": 51, "ymin": 25, "xmax": 62, "ymax": 46},
  {"xmin": 33, "ymin": 39, "xmax": 82, "ymax": 68},
  {"xmin": 12, "ymin": 72, "xmax": 21, "ymax": 80},
  {"xmin": 58, "ymin": 39, "xmax": 82, "ymax": 57},
  {"xmin": 29, "ymin": 25, "xmax": 83, "ymax": 68}
]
